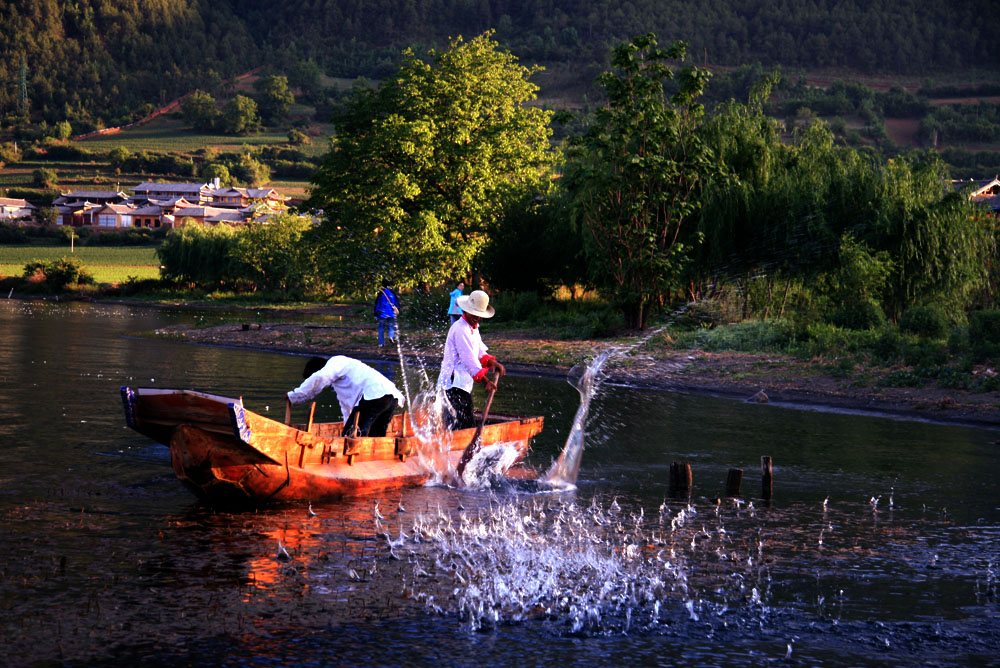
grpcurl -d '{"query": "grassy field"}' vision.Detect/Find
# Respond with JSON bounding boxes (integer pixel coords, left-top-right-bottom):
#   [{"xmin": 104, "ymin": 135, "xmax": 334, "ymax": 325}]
[
  {"xmin": 0, "ymin": 246, "xmax": 161, "ymax": 283},
  {"xmin": 77, "ymin": 115, "xmax": 331, "ymax": 159}
]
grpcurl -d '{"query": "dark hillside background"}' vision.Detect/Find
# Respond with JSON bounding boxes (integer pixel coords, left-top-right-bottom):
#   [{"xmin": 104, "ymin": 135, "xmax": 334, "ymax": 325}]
[{"xmin": 2, "ymin": 0, "xmax": 997, "ymax": 132}]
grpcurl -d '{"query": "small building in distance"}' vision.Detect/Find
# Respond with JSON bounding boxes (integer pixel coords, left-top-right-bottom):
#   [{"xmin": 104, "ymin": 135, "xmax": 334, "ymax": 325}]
[
  {"xmin": 0, "ymin": 197, "xmax": 38, "ymax": 223},
  {"xmin": 956, "ymin": 176, "xmax": 1000, "ymax": 216}
]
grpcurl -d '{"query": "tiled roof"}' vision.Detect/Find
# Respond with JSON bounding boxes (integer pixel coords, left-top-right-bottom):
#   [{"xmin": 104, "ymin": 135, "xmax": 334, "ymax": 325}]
[
  {"xmin": 174, "ymin": 206, "xmax": 231, "ymax": 217},
  {"xmin": 95, "ymin": 203, "xmax": 135, "ymax": 213},
  {"xmin": 133, "ymin": 182, "xmax": 209, "ymax": 193},
  {"xmin": 60, "ymin": 190, "xmax": 126, "ymax": 199},
  {"xmin": 0, "ymin": 198, "xmax": 35, "ymax": 208},
  {"xmin": 205, "ymin": 211, "xmax": 246, "ymax": 223}
]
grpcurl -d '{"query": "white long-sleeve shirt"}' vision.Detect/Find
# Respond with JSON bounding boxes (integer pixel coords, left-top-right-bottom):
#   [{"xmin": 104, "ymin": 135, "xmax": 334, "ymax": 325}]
[
  {"xmin": 287, "ymin": 356, "xmax": 405, "ymax": 422},
  {"xmin": 437, "ymin": 316, "xmax": 493, "ymax": 393}
]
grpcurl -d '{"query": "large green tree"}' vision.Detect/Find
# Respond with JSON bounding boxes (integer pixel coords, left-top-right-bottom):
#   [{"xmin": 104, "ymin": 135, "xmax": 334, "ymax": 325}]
[
  {"xmin": 563, "ymin": 34, "xmax": 714, "ymax": 329},
  {"xmin": 220, "ymin": 95, "xmax": 260, "ymax": 135},
  {"xmin": 305, "ymin": 31, "xmax": 554, "ymax": 292},
  {"xmin": 181, "ymin": 90, "xmax": 220, "ymax": 132},
  {"xmin": 231, "ymin": 214, "xmax": 318, "ymax": 294},
  {"xmin": 254, "ymin": 74, "xmax": 294, "ymax": 125}
]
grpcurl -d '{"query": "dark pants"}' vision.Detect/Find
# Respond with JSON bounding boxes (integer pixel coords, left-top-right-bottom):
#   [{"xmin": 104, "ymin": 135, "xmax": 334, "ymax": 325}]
[
  {"xmin": 444, "ymin": 387, "xmax": 475, "ymax": 431},
  {"xmin": 342, "ymin": 395, "xmax": 399, "ymax": 437}
]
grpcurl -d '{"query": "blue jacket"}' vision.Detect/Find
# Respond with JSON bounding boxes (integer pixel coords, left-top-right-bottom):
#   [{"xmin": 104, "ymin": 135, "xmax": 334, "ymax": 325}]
[{"xmin": 375, "ymin": 288, "xmax": 399, "ymax": 319}]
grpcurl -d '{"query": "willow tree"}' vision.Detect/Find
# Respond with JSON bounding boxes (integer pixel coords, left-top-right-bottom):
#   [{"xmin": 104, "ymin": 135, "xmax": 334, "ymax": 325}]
[
  {"xmin": 306, "ymin": 32, "xmax": 554, "ymax": 293},
  {"xmin": 563, "ymin": 34, "xmax": 714, "ymax": 329}
]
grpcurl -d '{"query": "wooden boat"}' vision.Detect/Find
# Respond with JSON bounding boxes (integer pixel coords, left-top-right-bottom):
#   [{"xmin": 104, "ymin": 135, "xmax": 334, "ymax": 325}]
[{"xmin": 120, "ymin": 386, "xmax": 543, "ymax": 506}]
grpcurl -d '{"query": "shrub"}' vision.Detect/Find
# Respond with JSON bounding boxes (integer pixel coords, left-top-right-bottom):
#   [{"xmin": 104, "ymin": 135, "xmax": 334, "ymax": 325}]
[
  {"xmin": 41, "ymin": 142, "xmax": 90, "ymax": 160},
  {"xmin": 0, "ymin": 223, "xmax": 30, "ymax": 244},
  {"xmin": 82, "ymin": 227, "xmax": 168, "ymax": 246},
  {"xmin": 32, "ymin": 167, "xmax": 58, "ymax": 188},
  {"xmin": 790, "ymin": 323, "xmax": 852, "ymax": 358},
  {"xmin": 494, "ymin": 291, "xmax": 542, "ymax": 322},
  {"xmin": 902, "ymin": 339, "xmax": 949, "ymax": 368},
  {"xmin": 829, "ymin": 300, "xmax": 886, "ymax": 330},
  {"xmin": 969, "ymin": 310, "xmax": 1000, "ymax": 345},
  {"xmin": 899, "ymin": 304, "xmax": 949, "ymax": 339},
  {"xmin": 880, "ymin": 369, "xmax": 924, "ymax": 387},
  {"xmin": 676, "ymin": 297, "xmax": 742, "ymax": 329},
  {"xmin": 968, "ymin": 310, "xmax": 1000, "ymax": 361},
  {"xmin": 675, "ymin": 319, "xmax": 794, "ymax": 352},
  {"xmin": 22, "ymin": 257, "xmax": 94, "ymax": 290},
  {"xmin": 579, "ymin": 307, "xmax": 619, "ymax": 338},
  {"xmin": 870, "ymin": 328, "xmax": 905, "ymax": 364}
]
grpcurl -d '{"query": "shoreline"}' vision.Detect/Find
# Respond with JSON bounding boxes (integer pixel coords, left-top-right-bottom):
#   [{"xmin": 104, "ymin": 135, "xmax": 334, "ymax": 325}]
[{"xmin": 144, "ymin": 315, "xmax": 1000, "ymax": 430}]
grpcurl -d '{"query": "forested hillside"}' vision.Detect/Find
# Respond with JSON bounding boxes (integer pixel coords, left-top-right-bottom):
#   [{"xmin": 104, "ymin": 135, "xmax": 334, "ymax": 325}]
[
  {"xmin": 237, "ymin": 0, "xmax": 998, "ymax": 75},
  {"xmin": 0, "ymin": 0, "xmax": 257, "ymax": 129},
  {"xmin": 1, "ymin": 0, "xmax": 997, "ymax": 132}
]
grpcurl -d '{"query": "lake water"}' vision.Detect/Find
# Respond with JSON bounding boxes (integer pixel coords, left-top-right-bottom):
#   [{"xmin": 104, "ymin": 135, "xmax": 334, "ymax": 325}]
[{"xmin": 1, "ymin": 299, "xmax": 998, "ymax": 667}]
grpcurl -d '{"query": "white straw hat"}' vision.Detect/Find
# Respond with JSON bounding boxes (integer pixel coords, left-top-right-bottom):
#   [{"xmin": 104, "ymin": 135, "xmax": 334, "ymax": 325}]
[{"xmin": 456, "ymin": 290, "xmax": 495, "ymax": 318}]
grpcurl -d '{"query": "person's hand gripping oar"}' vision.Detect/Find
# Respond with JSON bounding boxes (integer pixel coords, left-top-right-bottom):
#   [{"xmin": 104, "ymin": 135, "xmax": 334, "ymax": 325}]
[{"xmin": 456, "ymin": 369, "xmax": 500, "ymax": 480}]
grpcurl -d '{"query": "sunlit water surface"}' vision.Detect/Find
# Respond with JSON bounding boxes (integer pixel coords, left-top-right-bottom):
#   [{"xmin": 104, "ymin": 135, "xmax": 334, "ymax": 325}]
[{"xmin": 1, "ymin": 299, "xmax": 998, "ymax": 667}]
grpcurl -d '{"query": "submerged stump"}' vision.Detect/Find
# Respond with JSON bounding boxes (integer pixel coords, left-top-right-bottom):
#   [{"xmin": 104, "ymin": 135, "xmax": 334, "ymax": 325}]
[
  {"xmin": 669, "ymin": 461, "xmax": 692, "ymax": 497},
  {"xmin": 726, "ymin": 468, "xmax": 744, "ymax": 497},
  {"xmin": 761, "ymin": 456, "xmax": 773, "ymax": 500}
]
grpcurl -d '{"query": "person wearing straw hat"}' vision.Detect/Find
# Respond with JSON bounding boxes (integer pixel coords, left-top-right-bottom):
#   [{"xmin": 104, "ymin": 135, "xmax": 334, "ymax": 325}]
[{"xmin": 437, "ymin": 289, "xmax": 506, "ymax": 430}]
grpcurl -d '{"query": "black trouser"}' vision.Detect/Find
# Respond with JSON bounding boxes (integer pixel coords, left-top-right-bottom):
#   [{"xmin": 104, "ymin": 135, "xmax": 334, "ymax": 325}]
[
  {"xmin": 342, "ymin": 395, "xmax": 399, "ymax": 437},
  {"xmin": 444, "ymin": 387, "xmax": 475, "ymax": 431}
]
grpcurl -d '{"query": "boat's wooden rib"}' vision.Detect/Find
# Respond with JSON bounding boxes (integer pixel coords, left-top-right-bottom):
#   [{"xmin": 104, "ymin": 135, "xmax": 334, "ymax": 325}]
[{"xmin": 121, "ymin": 386, "xmax": 543, "ymax": 506}]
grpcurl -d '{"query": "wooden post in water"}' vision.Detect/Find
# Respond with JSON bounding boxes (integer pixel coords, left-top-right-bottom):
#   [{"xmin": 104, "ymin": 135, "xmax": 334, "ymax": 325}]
[
  {"xmin": 669, "ymin": 461, "xmax": 692, "ymax": 497},
  {"xmin": 725, "ymin": 468, "xmax": 744, "ymax": 497},
  {"xmin": 761, "ymin": 456, "xmax": 773, "ymax": 500}
]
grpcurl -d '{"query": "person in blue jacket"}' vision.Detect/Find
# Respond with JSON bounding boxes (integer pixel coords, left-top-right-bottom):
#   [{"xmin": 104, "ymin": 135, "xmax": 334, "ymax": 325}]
[
  {"xmin": 447, "ymin": 280, "xmax": 465, "ymax": 324},
  {"xmin": 374, "ymin": 279, "xmax": 400, "ymax": 347}
]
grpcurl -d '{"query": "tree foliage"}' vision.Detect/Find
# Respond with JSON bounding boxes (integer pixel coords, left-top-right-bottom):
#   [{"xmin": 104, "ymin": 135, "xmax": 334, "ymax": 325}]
[
  {"xmin": 157, "ymin": 223, "xmax": 241, "ymax": 287},
  {"xmin": 695, "ymin": 95, "xmax": 994, "ymax": 324},
  {"xmin": 22, "ymin": 256, "xmax": 93, "ymax": 290},
  {"xmin": 254, "ymin": 74, "xmax": 295, "ymax": 125},
  {"xmin": 564, "ymin": 34, "xmax": 714, "ymax": 329},
  {"xmin": 2, "ymin": 0, "xmax": 997, "ymax": 135},
  {"xmin": 220, "ymin": 95, "xmax": 260, "ymax": 135},
  {"xmin": 230, "ymin": 214, "xmax": 318, "ymax": 293},
  {"xmin": 306, "ymin": 32, "xmax": 554, "ymax": 293},
  {"xmin": 181, "ymin": 90, "xmax": 220, "ymax": 132}
]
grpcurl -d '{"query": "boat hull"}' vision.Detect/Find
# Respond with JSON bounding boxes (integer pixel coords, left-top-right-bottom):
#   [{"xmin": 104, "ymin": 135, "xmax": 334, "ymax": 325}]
[{"xmin": 122, "ymin": 387, "xmax": 543, "ymax": 506}]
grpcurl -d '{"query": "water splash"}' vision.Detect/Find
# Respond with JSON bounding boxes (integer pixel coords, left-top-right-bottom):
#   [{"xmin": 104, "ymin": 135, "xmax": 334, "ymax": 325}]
[
  {"xmin": 384, "ymin": 495, "xmax": 780, "ymax": 635},
  {"xmin": 540, "ymin": 349, "xmax": 616, "ymax": 488}
]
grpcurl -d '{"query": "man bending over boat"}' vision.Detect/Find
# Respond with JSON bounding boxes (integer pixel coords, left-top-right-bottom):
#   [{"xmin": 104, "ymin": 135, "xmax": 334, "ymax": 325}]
[
  {"xmin": 437, "ymin": 289, "xmax": 505, "ymax": 430},
  {"xmin": 287, "ymin": 356, "xmax": 405, "ymax": 437}
]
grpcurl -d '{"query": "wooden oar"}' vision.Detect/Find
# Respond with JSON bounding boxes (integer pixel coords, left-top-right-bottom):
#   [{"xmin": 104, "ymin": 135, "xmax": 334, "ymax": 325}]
[
  {"xmin": 456, "ymin": 371, "xmax": 499, "ymax": 479},
  {"xmin": 306, "ymin": 401, "xmax": 316, "ymax": 433}
]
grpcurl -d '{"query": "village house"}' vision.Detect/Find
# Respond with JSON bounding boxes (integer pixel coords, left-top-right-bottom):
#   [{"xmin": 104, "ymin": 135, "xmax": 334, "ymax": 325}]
[
  {"xmin": 48, "ymin": 180, "xmax": 291, "ymax": 229},
  {"xmin": 52, "ymin": 190, "xmax": 128, "ymax": 226},
  {"xmin": 92, "ymin": 203, "xmax": 135, "ymax": 228},
  {"xmin": 0, "ymin": 197, "xmax": 37, "ymax": 223},
  {"xmin": 956, "ymin": 176, "xmax": 1000, "ymax": 215},
  {"xmin": 172, "ymin": 205, "xmax": 247, "ymax": 226},
  {"xmin": 208, "ymin": 186, "xmax": 290, "ymax": 212},
  {"xmin": 131, "ymin": 182, "xmax": 212, "ymax": 205}
]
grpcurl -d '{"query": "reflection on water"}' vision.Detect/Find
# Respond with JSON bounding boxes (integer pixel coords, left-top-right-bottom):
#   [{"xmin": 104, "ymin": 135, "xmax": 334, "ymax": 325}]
[{"xmin": 1, "ymin": 300, "xmax": 999, "ymax": 667}]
